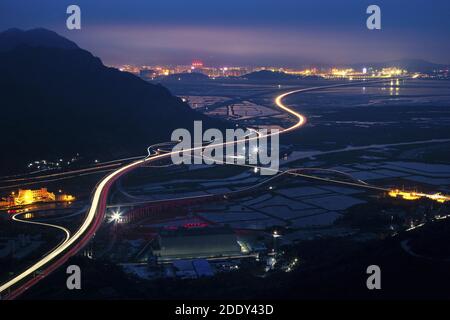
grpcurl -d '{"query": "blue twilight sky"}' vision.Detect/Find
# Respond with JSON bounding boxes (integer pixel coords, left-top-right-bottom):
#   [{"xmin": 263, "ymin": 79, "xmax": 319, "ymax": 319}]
[{"xmin": 1, "ymin": 0, "xmax": 449, "ymax": 66}]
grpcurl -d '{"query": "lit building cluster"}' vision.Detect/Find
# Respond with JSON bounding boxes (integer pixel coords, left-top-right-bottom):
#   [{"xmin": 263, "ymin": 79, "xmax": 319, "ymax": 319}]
[
  {"xmin": 379, "ymin": 67, "xmax": 407, "ymax": 77},
  {"xmin": 115, "ymin": 61, "xmax": 272, "ymax": 79},
  {"xmin": 0, "ymin": 188, "xmax": 75, "ymax": 209},
  {"xmin": 137, "ymin": 61, "xmax": 252, "ymax": 79},
  {"xmin": 283, "ymin": 67, "xmax": 319, "ymax": 76},
  {"xmin": 118, "ymin": 64, "xmax": 141, "ymax": 74},
  {"xmin": 285, "ymin": 66, "xmax": 408, "ymax": 80},
  {"xmin": 322, "ymin": 67, "xmax": 407, "ymax": 80},
  {"xmin": 27, "ymin": 154, "xmax": 81, "ymax": 171},
  {"xmin": 388, "ymin": 189, "xmax": 448, "ymax": 203}
]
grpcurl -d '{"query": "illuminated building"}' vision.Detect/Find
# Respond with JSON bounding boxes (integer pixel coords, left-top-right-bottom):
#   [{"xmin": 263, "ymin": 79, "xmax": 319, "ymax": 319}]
[
  {"xmin": 388, "ymin": 189, "xmax": 449, "ymax": 203},
  {"xmin": 56, "ymin": 194, "xmax": 76, "ymax": 202},
  {"xmin": 117, "ymin": 64, "xmax": 140, "ymax": 75},
  {"xmin": 284, "ymin": 67, "xmax": 319, "ymax": 76},
  {"xmin": 0, "ymin": 188, "xmax": 76, "ymax": 207},
  {"xmin": 191, "ymin": 60, "xmax": 204, "ymax": 69},
  {"xmin": 380, "ymin": 67, "xmax": 406, "ymax": 77},
  {"xmin": 14, "ymin": 188, "xmax": 55, "ymax": 205},
  {"xmin": 191, "ymin": 60, "xmax": 203, "ymax": 74},
  {"xmin": 425, "ymin": 193, "xmax": 449, "ymax": 203},
  {"xmin": 388, "ymin": 189, "xmax": 421, "ymax": 201},
  {"xmin": 218, "ymin": 66, "xmax": 249, "ymax": 77},
  {"xmin": 331, "ymin": 68, "xmax": 354, "ymax": 77}
]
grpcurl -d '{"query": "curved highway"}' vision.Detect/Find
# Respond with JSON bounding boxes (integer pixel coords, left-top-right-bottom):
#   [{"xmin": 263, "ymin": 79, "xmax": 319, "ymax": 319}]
[{"xmin": 11, "ymin": 213, "xmax": 71, "ymax": 244}]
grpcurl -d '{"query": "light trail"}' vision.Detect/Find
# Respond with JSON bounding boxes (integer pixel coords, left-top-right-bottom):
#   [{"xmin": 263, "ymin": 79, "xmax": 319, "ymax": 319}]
[
  {"xmin": 0, "ymin": 155, "xmax": 149, "ymax": 184},
  {"xmin": 197, "ymin": 153, "xmax": 388, "ymax": 192},
  {"xmin": 0, "ymin": 163, "xmax": 122, "ymax": 184},
  {"xmin": 11, "ymin": 213, "xmax": 71, "ymax": 245},
  {"xmin": 0, "ymin": 213, "xmax": 71, "ymax": 296},
  {"xmin": 0, "ymin": 168, "xmax": 119, "ymax": 190}
]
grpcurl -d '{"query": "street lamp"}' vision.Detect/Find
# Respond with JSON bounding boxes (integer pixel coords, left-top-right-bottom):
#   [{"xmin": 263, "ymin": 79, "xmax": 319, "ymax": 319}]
[{"xmin": 110, "ymin": 210, "xmax": 122, "ymax": 223}]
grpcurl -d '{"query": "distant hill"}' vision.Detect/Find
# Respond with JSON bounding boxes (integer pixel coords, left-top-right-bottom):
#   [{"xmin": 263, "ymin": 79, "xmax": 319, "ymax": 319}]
[
  {"xmin": 0, "ymin": 28, "xmax": 224, "ymax": 173},
  {"xmin": 241, "ymin": 70, "xmax": 301, "ymax": 81},
  {"xmin": 158, "ymin": 72, "xmax": 210, "ymax": 82}
]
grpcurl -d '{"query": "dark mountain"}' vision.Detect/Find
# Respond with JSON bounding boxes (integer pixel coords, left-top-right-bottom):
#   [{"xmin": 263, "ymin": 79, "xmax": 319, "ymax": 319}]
[
  {"xmin": 241, "ymin": 70, "xmax": 300, "ymax": 81},
  {"xmin": 0, "ymin": 28, "xmax": 225, "ymax": 173},
  {"xmin": 0, "ymin": 28, "xmax": 79, "ymax": 51}
]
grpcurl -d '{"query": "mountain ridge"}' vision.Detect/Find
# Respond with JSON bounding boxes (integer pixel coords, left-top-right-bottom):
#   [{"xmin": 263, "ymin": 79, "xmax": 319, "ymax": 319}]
[
  {"xmin": 0, "ymin": 28, "xmax": 79, "ymax": 51},
  {"xmin": 0, "ymin": 28, "xmax": 224, "ymax": 174}
]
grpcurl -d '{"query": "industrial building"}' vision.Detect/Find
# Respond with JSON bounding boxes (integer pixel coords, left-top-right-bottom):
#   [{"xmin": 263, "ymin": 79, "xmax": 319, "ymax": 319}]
[
  {"xmin": 153, "ymin": 226, "xmax": 248, "ymax": 263},
  {"xmin": 0, "ymin": 188, "xmax": 76, "ymax": 208}
]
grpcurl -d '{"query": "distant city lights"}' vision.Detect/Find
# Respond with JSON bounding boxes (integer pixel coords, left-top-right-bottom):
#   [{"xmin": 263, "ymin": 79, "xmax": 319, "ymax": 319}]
[{"xmin": 115, "ymin": 62, "xmax": 414, "ymax": 81}]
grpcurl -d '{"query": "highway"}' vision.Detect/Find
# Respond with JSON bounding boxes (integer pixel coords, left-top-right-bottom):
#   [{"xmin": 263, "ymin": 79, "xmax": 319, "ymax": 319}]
[
  {"xmin": 11, "ymin": 213, "xmax": 71, "ymax": 244},
  {"xmin": 0, "ymin": 80, "xmax": 397, "ymax": 299}
]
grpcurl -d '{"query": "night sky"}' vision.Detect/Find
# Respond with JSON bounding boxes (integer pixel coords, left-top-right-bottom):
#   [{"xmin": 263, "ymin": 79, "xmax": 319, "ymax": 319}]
[{"xmin": 1, "ymin": 0, "xmax": 449, "ymax": 66}]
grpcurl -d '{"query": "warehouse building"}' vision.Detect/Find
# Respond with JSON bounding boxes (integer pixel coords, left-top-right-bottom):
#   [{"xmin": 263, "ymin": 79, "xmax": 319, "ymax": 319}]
[{"xmin": 153, "ymin": 226, "xmax": 248, "ymax": 263}]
